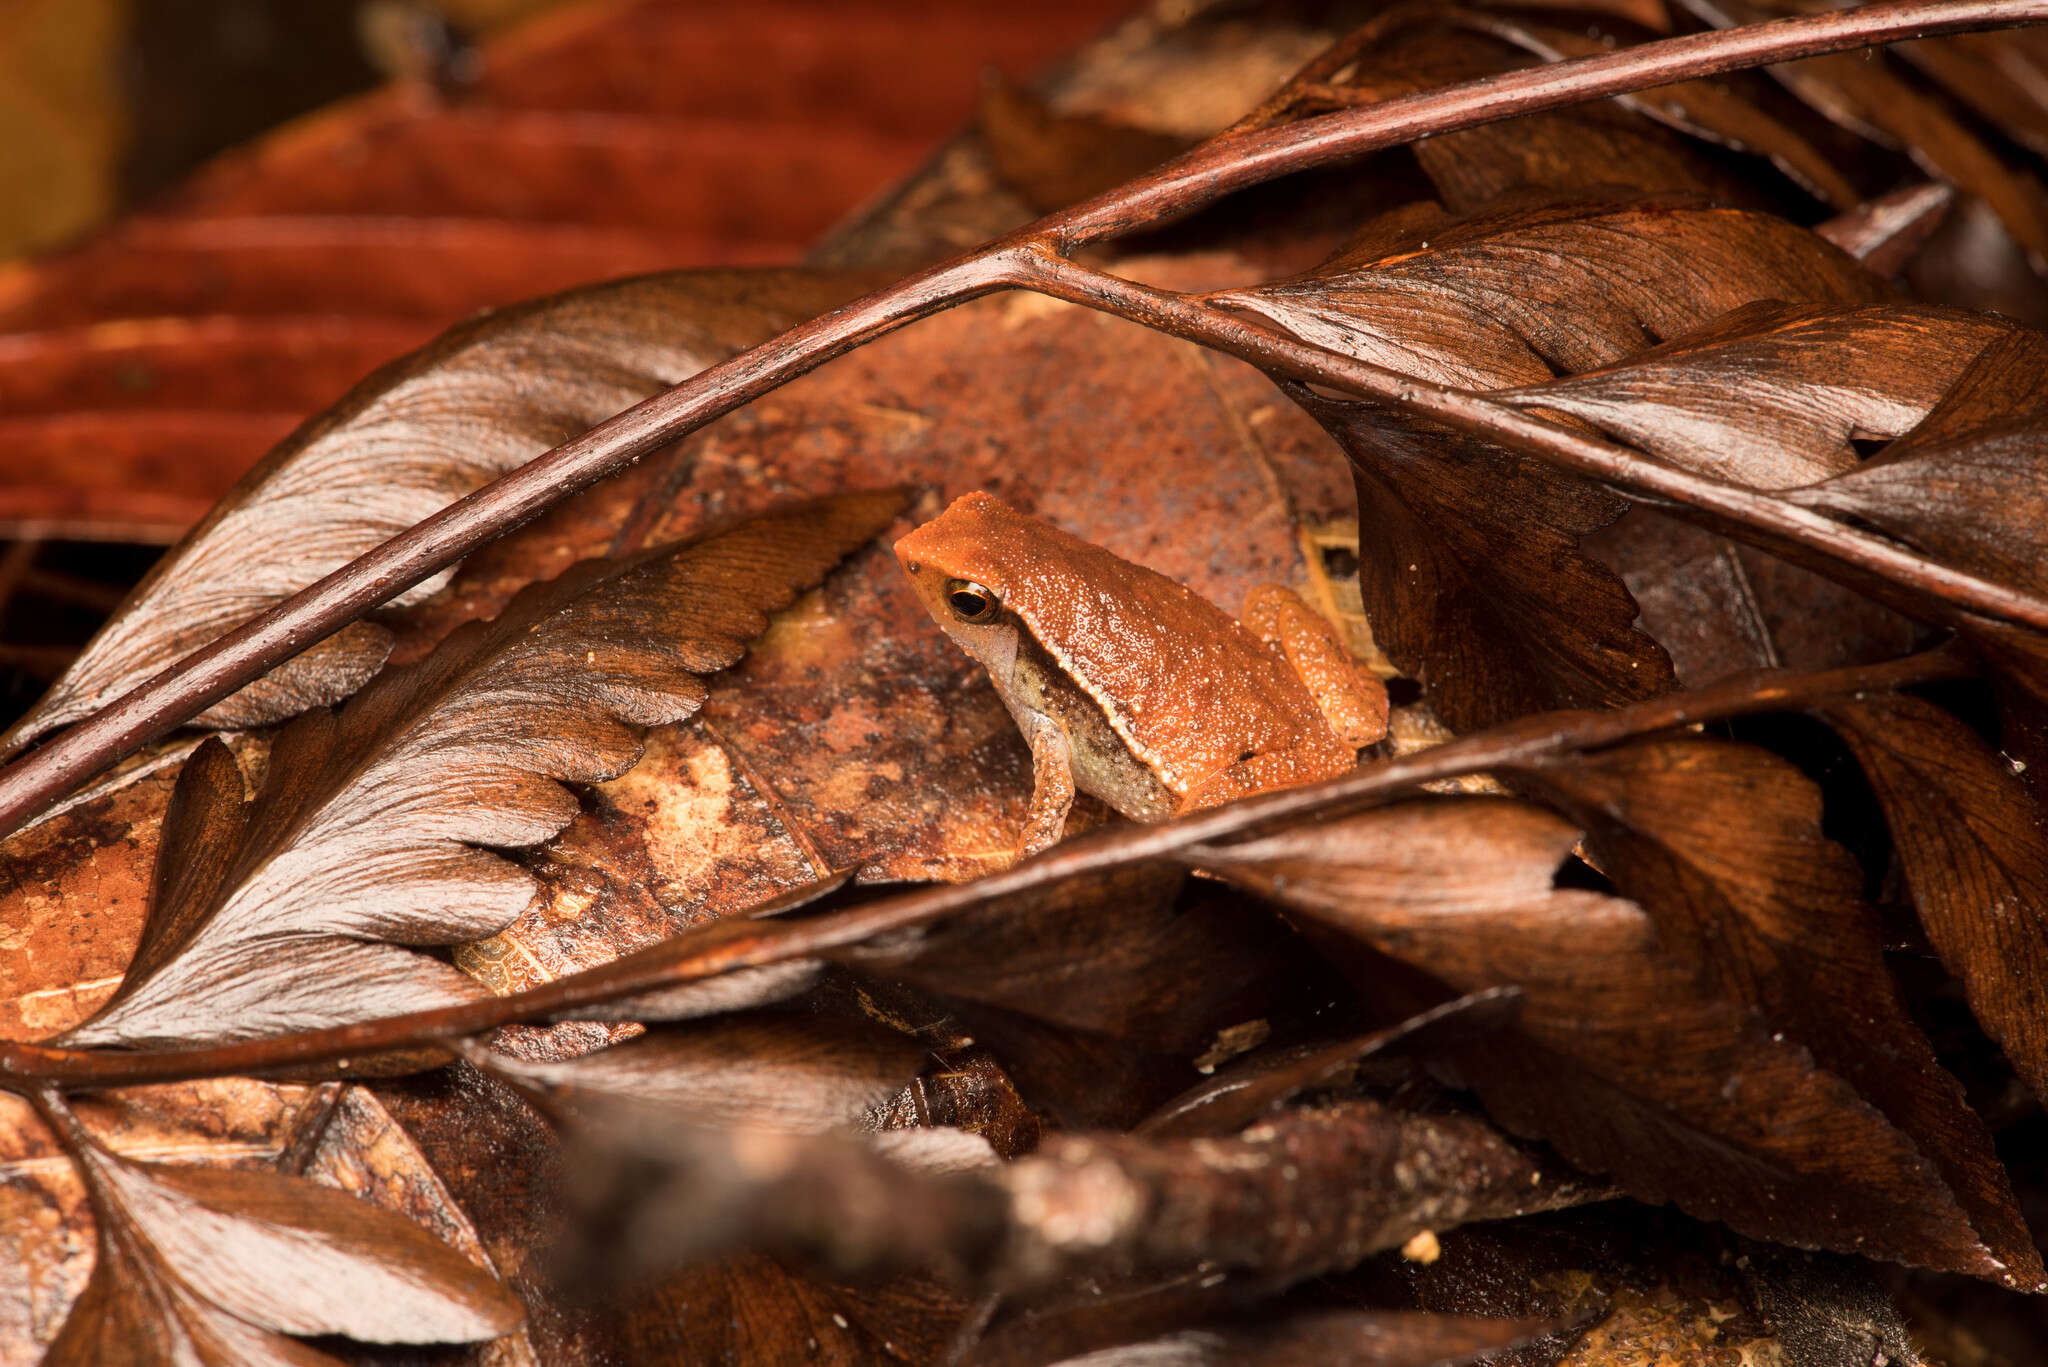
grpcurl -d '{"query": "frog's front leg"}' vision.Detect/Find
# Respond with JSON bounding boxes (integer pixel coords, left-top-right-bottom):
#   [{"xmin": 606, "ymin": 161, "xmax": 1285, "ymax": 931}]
[
  {"xmin": 1019, "ymin": 714, "xmax": 1076, "ymax": 859},
  {"xmin": 1242, "ymin": 584, "xmax": 1389, "ymax": 748}
]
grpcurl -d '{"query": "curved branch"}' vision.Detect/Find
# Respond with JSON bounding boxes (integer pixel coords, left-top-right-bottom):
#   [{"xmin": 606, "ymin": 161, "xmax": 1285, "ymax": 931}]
[
  {"xmin": 1007, "ymin": 251, "xmax": 2048, "ymax": 632},
  {"xmin": 0, "ymin": 0, "xmax": 2038, "ymax": 838},
  {"xmin": 0, "ymin": 644, "xmax": 1971, "ymax": 1092}
]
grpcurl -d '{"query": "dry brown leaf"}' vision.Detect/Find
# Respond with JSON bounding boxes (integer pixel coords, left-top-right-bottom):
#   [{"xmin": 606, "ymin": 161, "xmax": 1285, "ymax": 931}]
[
  {"xmin": 1194, "ymin": 799, "xmax": 2018, "ymax": 1283},
  {"xmin": 1, "ymin": 270, "xmax": 867, "ymax": 752},
  {"xmin": 64, "ymin": 492, "xmax": 904, "ymax": 1047}
]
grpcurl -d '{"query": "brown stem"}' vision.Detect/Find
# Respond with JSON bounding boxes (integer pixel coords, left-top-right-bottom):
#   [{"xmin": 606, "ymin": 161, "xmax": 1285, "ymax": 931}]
[
  {"xmin": 1009, "ymin": 252, "xmax": 2048, "ymax": 631},
  {"xmin": 0, "ymin": 1, "xmax": 2035, "ymax": 840},
  {"xmin": 0, "ymin": 645, "xmax": 1970, "ymax": 1093}
]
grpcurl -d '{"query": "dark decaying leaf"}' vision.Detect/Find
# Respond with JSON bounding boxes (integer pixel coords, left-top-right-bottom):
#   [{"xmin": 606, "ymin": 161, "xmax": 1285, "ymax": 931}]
[
  {"xmin": 1030, "ymin": 1308, "xmax": 1553, "ymax": 1367},
  {"xmin": 626, "ymin": 1252, "xmax": 966, "ymax": 1367},
  {"xmin": 45, "ymin": 1113, "xmax": 522, "ymax": 1365},
  {"xmin": 1492, "ymin": 302, "xmax": 2015, "ymax": 488},
  {"xmin": 1775, "ymin": 330, "xmax": 2048, "ymax": 789},
  {"xmin": 0, "ymin": 269, "xmax": 864, "ymax": 750},
  {"xmin": 1301, "ymin": 380, "xmax": 1675, "ymax": 732},
  {"xmin": 1894, "ymin": 25, "xmax": 2048, "ymax": 163},
  {"xmin": 1135, "ymin": 988, "xmax": 1524, "ymax": 1141},
  {"xmin": 1737, "ymin": 1244, "xmax": 1926, "ymax": 1367},
  {"xmin": 1504, "ymin": 736, "xmax": 2042, "ymax": 1286},
  {"xmin": 1811, "ymin": 692, "xmax": 2048, "ymax": 1106},
  {"xmin": 1440, "ymin": 8, "xmax": 1859, "ymax": 211},
  {"xmin": 834, "ymin": 865, "xmax": 1320, "ymax": 1054},
  {"xmin": 967, "ymin": 1265, "xmax": 1554, "ymax": 1367},
  {"xmin": 62, "ymin": 490, "xmax": 906, "ymax": 1047},
  {"xmin": 1220, "ymin": 194, "xmax": 1885, "ymax": 728},
  {"xmin": 1675, "ymin": 0, "xmax": 2048, "ymax": 265},
  {"xmin": 466, "ymin": 1012, "xmax": 930, "ymax": 1133},
  {"xmin": 979, "ymin": 76, "xmax": 1192, "ymax": 214},
  {"xmin": 1245, "ymin": 11, "xmax": 1771, "ymax": 212},
  {"xmin": 1192, "ymin": 799, "xmax": 2021, "ymax": 1283}
]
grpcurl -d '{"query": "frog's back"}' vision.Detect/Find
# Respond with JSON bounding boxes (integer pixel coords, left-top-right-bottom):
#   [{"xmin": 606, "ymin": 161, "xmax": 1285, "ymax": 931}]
[{"xmin": 905, "ymin": 494, "xmax": 1354, "ymax": 806}]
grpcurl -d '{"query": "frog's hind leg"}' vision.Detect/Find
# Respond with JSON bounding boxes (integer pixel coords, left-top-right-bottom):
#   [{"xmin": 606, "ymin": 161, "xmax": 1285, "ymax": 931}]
[
  {"xmin": 1018, "ymin": 715, "xmax": 1077, "ymax": 859},
  {"xmin": 1242, "ymin": 584, "xmax": 1389, "ymax": 748}
]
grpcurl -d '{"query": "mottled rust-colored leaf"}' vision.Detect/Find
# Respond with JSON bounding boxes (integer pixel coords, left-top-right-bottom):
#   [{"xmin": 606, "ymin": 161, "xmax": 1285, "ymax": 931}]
[
  {"xmin": 1194, "ymin": 799, "xmax": 2017, "ymax": 1282},
  {"xmin": 64, "ymin": 492, "xmax": 904, "ymax": 1047}
]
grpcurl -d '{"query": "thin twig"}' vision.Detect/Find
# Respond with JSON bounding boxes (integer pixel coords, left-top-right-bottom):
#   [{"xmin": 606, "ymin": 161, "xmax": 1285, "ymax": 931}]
[
  {"xmin": 0, "ymin": 644, "xmax": 1971, "ymax": 1092},
  {"xmin": 0, "ymin": 0, "xmax": 2036, "ymax": 839}
]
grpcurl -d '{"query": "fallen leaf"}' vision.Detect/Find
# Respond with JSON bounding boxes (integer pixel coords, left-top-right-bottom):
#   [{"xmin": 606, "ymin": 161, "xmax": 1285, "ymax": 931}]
[
  {"xmin": 1194, "ymin": 798, "xmax": 2018, "ymax": 1282},
  {"xmin": 1492, "ymin": 301, "xmax": 2013, "ymax": 489},
  {"xmin": 42, "ymin": 1099, "xmax": 522, "ymax": 1363},
  {"xmin": 466, "ymin": 1012, "xmax": 929, "ymax": 1132},
  {"xmin": 1812, "ymin": 692, "xmax": 2048, "ymax": 1106},
  {"xmin": 63, "ymin": 491, "xmax": 904, "ymax": 1047},
  {"xmin": 1220, "ymin": 193, "xmax": 1886, "ymax": 727},
  {"xmin": 1031, "ymin": 1308, "xmax": 1555, "ymax": 1367},
  {"xmin": 1505, "ymin": 736, "xmax": 2042, "ymax": 1286},
  {"xmin": 1, "ymin": 269, "xmax": 867, "ymax": 750},
  {"xmin": 1674, "ymin": 0, "xmax": 2048, "ymax": 266}
]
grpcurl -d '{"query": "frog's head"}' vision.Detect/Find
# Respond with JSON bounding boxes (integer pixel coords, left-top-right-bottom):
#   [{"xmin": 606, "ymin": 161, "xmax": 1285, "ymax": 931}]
[{"xmin": 894, "ymin": 492, "xmax": 1031, "ymax": 686}]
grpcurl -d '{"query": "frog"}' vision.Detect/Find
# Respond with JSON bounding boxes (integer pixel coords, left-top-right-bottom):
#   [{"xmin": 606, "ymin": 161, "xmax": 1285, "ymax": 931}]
[{"xmin": 895, "ymin": 492, "xmax": 1389, "ymax": 860}]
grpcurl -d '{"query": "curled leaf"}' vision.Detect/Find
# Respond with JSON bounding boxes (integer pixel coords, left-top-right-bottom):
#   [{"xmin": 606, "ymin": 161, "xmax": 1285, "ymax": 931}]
[
  {"xmin": 1217, "ymin": 194, "xmax": 1885, "ymax": 391},
  {"xmin": 1193, "ymin": 799, "xmax": 2019, "ymax": 1283},
  {"xmin": 65, "ymin": 491, "xmax": 906, "ymax": 1047},
  {"xmin": 1506, "ymin": 736, "xmax": 2042, "ymax": 1286},
  {"xmin": 1222, "ymin": 194, "xmax": 1884, "ymax": 728},
  {"xmin": 1813, "ymin": 692, "xmax": 2048, "ymax": 1106},
  {"xmin": 1493, "ymin": 302, "xmax": 2014, "ymax": 488},
  {"xmin": 467, "ymin": 1012, "xmax": 930, "ymax": 1133},
  {"xmin": 2, "ymin": 270, "xmax": 864, "ymax": 751},
  {"xmin": 45, "ymin": 1111, "xmax": 521, "ymax": 1365}
]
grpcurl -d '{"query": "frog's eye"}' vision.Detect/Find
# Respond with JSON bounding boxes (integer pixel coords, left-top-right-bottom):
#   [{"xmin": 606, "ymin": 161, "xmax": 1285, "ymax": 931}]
[{"xmin": 945, "ymin": 579, "xmax": 1001, "ymax": 624}]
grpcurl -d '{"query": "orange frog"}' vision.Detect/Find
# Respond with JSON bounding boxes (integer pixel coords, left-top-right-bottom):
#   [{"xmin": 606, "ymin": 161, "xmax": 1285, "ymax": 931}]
[{"xmin": 895, "ymin": 492, "xmax": 1389, "ymax": 860}]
